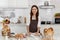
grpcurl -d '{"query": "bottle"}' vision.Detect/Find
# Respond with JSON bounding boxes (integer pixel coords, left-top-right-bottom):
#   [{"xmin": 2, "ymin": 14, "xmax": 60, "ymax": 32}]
[{"xmin": 24, "ymin": 17, "xmax": 26, "ymax": 23}]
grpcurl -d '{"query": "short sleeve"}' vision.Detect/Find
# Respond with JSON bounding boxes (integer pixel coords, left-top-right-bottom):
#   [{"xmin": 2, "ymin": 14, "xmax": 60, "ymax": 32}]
[
  {"xmin": 37, "ymin": 17, "xmax": 41, "ymax": 27},
  {"xmin": 26, "ymin": 17, "xmax": 30, "ymax": 26}
]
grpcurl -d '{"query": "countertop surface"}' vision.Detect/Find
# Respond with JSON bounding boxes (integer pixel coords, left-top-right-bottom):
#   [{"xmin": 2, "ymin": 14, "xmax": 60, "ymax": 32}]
[
  {"xmin": 0, "ymin": 35, "xmax": 59, "ymax": 40},
  {"xmin": 0, "ymin": 35, "xmax": 41, "ymax": 40},
  {"xmin": 0, "ymin": 24, "xmax": 60, "ymax": 40}
]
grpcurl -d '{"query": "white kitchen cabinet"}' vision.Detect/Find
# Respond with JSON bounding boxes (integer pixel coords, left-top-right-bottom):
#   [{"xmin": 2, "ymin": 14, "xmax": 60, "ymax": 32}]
[
  {"xmin": 8, "ymin": 0, "xmax": 28, "ymax": 8},
  {"xmin": 0, "ymin": 0, "xmax": 8, "ymax": 8}
]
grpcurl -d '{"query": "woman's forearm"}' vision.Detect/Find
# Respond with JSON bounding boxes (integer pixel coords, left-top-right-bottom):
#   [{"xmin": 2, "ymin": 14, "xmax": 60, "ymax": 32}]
[{"xmin": 37, "ymin": 27, "xmax": 40, "ymax": 33}]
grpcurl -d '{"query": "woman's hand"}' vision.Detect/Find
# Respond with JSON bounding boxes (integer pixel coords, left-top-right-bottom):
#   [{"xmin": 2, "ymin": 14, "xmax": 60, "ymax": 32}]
[
  {"xmin": 34, "ymin": 32, "xmax": 40, "ymax": 36},
  {"xmin": 27, "ymin": 32, "xmax": 31, "ymax": 36}
]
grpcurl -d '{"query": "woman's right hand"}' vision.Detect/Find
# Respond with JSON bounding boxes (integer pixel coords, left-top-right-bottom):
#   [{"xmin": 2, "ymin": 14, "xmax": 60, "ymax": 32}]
[{"xmin": 27, "ymin": 32, "xmax": 31, "ymax": 36}]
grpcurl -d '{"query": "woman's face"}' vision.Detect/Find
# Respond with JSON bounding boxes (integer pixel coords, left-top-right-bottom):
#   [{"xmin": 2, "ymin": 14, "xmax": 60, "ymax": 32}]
[{"xmin": 32, "ymin": 7, "xmax": 37, "ymax": 15}]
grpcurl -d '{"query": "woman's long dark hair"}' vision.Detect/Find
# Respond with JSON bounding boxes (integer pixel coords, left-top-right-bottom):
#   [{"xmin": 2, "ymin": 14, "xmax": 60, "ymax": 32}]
[{"xmin": 30, "ymin": 5, "xmax": 39, "ymax": 22}]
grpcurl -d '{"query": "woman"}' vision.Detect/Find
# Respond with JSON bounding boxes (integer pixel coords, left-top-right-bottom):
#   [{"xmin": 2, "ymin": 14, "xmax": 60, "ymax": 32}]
[{"xmin": 26, "ymin": 5, "xmax": 41, "ymax": 36}]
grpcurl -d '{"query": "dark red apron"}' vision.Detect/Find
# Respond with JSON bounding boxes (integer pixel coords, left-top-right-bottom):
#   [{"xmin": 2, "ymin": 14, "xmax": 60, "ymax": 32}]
[{"xmin": 29, "ymin": 20, "xmax": 38, "ymax": 33}]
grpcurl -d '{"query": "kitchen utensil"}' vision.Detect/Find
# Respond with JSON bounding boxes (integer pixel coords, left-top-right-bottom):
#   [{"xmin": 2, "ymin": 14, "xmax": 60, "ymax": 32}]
[{"xmin": 44, "ymin": 1, "xmax": 49, "ymax": 6}]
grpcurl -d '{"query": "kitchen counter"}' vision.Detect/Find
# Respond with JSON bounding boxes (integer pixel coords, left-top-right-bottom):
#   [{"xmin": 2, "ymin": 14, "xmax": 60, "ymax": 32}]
[
  {"xmin": 0, "ymin": 35, "xmax": 41, "ymax": 40},
  {"xmin": 0, "ymin": 34, "xmax": 59, "ymax": 40},
  {"xmin": 0, "ymin": 24, "xmax": 60, "ymax": 40}
]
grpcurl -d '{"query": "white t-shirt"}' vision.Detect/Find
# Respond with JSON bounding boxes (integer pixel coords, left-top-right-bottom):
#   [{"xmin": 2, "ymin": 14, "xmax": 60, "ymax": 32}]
[{"xmin": 26, "ymin": 16, "xmax": 41, "ymax": 27}]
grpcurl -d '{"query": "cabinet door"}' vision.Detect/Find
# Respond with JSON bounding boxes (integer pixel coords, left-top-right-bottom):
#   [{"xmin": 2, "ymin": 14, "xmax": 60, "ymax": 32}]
[
  {"xmin": 0, "ymin": 0, "xmax": 8, "ymax": 8},
  {"xmin": 8, "ymin": 0, "xmax": 16, "ymax": 8},
  {"xmin": 8, "ymin": 0, "xmax": 28, "ymax": 8}
]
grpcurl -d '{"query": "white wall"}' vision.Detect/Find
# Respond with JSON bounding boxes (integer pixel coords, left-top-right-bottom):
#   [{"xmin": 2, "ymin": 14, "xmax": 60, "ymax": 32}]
[
  {"xmin": 0, "ymin": 0, "xmax": 8, "ymax": 7},
  {"xmin": 8, "ymin": 0, "xmax": 28, "ymax": 8},
  {"xmin": 1, "ymin": 0, "xmax": 60, "ymax": 23}
]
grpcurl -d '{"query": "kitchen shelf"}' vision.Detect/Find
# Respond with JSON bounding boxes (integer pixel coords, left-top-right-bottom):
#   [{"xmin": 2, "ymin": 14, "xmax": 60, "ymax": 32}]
[
  {"xmin": 40, "ymin": 5, "xmax": 55, "ymax": 9},
  {"xmin": 0, "ymin": 7, "xmax": 29, "ymax": 9}
]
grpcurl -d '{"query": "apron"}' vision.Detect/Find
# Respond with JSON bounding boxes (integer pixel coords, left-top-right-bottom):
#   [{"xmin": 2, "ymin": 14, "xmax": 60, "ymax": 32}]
[{"xmin": 29, "ymin": 20, "xmax": 38, "ymax": 33}]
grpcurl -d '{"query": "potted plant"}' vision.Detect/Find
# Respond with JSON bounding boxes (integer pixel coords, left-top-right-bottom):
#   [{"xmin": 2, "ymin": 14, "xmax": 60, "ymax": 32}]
[
  {"xmin": 55, "ymin": 13, "xmax": 60, "ymax": 18},
  {"xmin": 55, "ymin": 13, "xmax": 60, "ymax": 24}
]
